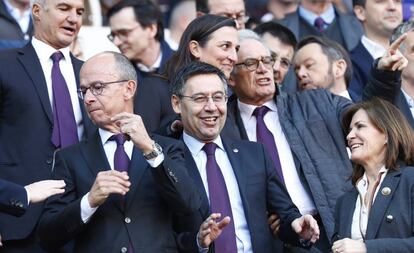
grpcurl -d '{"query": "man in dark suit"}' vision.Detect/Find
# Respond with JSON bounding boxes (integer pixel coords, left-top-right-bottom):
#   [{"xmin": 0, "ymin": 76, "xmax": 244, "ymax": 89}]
[
  {"xmin": 0, "ymin": 0, "xmax": 94, "ymax": 251},
  {"xmin": 37, "ymin": 51, "xmax": 201, "ymax": 253},
  {"xmin": 171, "ymin": 61, "xmax": 320, "ymax": 253},
  {"xmin": 349, "ymin": 0, "xmax": 402, "ymax": 101},
  {"xmin": 278, "ymin": 0, "xmax": 363, "ymax": 52}
]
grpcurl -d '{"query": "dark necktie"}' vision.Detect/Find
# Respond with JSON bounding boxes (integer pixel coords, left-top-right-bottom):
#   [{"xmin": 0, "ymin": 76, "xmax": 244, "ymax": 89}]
[
  {"xmin": 50, "ymin": 51, "xmax": 79, "ymax": 148},
  {"xmin": 314, "ymin": 17, "xmax": 326, "ymax": 33},
  {"xmin": 203, "ymin": 143, "xmax": 237, "ymax": 253},
  {"xmin": 109, "ymin": 134, "xmax": 130, "ymax": 172},
  {"xmin": 253, "ymin": 106, "xmax": 285, "ymax": 183}
]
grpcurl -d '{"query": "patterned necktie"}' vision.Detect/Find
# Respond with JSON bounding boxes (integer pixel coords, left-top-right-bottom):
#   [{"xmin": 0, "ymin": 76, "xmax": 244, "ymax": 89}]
[
  {"xmin": 203, "ymin": 142, "xmax": 237, "ymax": 253},
  {"xmin": 314, "ymin": 17, "xmax": 326, "ymax": 33},
  {"xmin": 109, "ymin": 134, "xmax": 130, "ymax": 172},
  {"xmin": 253, "ymin": 106, "xmax": 285, "ymax": 183},
  {"xmin": 50, "ymin": 51, "xmax": 79, "ymax": 148}
]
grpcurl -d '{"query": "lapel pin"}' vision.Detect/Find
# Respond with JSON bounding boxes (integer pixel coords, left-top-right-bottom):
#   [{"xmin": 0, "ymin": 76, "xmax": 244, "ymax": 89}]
[
  {"xmin": 386, "ymin": 214, "xmax": 394, "ymax": 223},
  {"xmin": 233, "ymin": 148, "xmax": 239, "ymax": 153},
  {"xmin": 381, "ymin": 187, "xmax": 391, "ymax": 196}
]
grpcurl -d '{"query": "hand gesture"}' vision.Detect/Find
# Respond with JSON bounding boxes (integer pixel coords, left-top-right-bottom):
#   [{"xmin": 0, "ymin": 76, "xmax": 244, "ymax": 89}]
[
  {"xmin": 291, "ymin": 214, "xmax": 320, "ymax": 243},
  {"xmin": 24, "ymin": 180, "xmax": 66, "ymax": 203},
  {"xmin": 378, "ymin": 33, "xmax": 408, "ymax": 71},
  {"xmin": 332, "ymin": 238, "xmax": 367, "ymax": 253},
  {"xmin": 268, "ymin": 213, "xmax": 281, "ymax": 236},
  {"xmin": 88, "ymin": 170, "xmax": 130, "ymax": 208},
  {"xmin": 197, "ymin": 213, "xmax": 231, "ymax": 248}
]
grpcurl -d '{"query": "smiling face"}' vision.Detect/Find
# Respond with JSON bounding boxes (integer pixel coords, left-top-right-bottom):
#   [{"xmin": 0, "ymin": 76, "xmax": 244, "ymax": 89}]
[
  {"xmin": 32, "ymin": 0, "xmax": 84, "ymax": 49},
  {"xmin": 231, "ymin": 39, "xmax": 275, "ymax": 106},
  {"xmin": 172, "ymin": 73, "xmax": 227, "ymax": 142},
  {"xmin": 347, "ymin": 109, "xmax": 388, "ymax": 169},
  {"xmin": 190, "ymin": 26, "xmax": 239, "ymax": 78}
]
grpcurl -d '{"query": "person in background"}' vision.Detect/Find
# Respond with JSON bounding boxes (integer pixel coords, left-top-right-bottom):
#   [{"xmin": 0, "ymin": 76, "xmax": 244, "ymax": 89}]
[
  {"xmin": 195, "ymin": 0, "xmax": 248, "ymax": 29},
  {"xmin": 165, "ymin": 0, "xmax": 196, "ymax": 50}
]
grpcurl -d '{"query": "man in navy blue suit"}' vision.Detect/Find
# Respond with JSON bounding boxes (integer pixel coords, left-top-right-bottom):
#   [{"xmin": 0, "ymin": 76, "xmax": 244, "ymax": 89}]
[
  {"xmin": 171, "ymin": 61, "xmax": 320, "ymax": 253},
  {"xmin": 0, "ymin": 0, "xmax": 94, "ymax": 251}
]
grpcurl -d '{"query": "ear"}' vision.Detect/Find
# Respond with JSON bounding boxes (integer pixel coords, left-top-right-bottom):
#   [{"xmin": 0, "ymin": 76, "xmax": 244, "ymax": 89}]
[
  {"xmin": 332, "ymin": 59, "xmax": 347, "ymax": 79},
  {"xmin": 189, "ymin": 40, "xmax": 201, "ymax": 59},
  {"xmin": 124, "ymin": 80, "xmax": 137, "ymax": 100},
  {"xmin": 147, "ymin": 23, "xmax": 158, "ymax": 39},
  {"xmin": 32, "ymin": 3, "xmax": 42, "ymax": 21},
  {"xmin": 353, "ymin": 5, "xmax": 366, "ymax": 22},
  {"xmin": 171, "ymin": 94, "xmax": 182, "ymax": 114}
]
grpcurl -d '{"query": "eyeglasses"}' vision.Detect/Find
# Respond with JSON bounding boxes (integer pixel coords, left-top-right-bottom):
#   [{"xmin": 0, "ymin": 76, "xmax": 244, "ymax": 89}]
[
  {"xmin": 272, "ymin": 52, "xmax": 291, "ymax": 69},
  {"xmin": 217, "ymin": 12, "xmax": 249, "ymax": 25},
  {"xmin": 179, "ymin": 93, "xmax": 228, "ymax": 105},
  {"xmin": 235, "ymin": 56, "xmax": 275, "ymax": 71},
  {"xmin": 77, "ymin": 80, "xmax": 128, "ymax": 100},
  {"xmin": 107, "ymin": 25, "xmax": 140, "ymax": 42}
]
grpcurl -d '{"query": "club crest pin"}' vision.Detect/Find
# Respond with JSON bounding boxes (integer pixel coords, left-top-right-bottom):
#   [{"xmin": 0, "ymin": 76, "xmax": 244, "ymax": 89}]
[
  {"xmin": 381, "ymin": 187, "xmax": 391, "ymax": 196},
  {"xmin": 233, "ymin": 148, "xmax": 239, "ymax": 153}
]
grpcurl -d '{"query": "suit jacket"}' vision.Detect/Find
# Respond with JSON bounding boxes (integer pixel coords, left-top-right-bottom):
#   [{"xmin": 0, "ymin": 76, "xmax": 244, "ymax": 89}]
[
  {"xmin": 334, "ymin": 166, "xmax": 414, "ymax": 253},
  {"xmin": 349, "ymin": 41, "xmax": 374, "ymax": 102},
  {"xmin": 0, "ymin": 179, "xmax": 28, "ymax": 217},
  {"xmin": 0, "ymin": 43, "xmax": 95, "ymax": 242},
  {"xmin": 278, "ymin": 8, "xmax": 362, "ymax": 51},
  {"xmin": 37, "ymin": 132, "xmax": 201, "ymax": 253},
  {"xmin": 174, "ymin": 136, "xmax": 303, "ymax": 253}
]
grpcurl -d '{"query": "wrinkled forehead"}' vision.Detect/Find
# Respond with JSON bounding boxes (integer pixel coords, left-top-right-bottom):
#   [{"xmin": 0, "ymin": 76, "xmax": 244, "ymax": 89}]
[{"xmin": 237, "ymin": 39, "xmax": 271, "ymax": 61}]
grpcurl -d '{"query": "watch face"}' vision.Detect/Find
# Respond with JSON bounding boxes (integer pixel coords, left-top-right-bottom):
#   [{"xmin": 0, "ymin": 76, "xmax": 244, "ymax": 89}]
[{"xmin": 144, "ymin": 142, "xmax": 162, "ymax": 159}]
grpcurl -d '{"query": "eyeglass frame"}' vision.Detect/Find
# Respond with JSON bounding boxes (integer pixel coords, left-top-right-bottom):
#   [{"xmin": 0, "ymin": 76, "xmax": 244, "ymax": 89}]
[
  {"xmin": 215, "ymin": 12, "xmax": 249, "ymax": 25},
  {"xmin": 77, "ymin": 80, "xmax": 129, "ymax": 100},
  {"xmin": 271, "ymin": 52, "xmax": 291, "ymax": 69},
  {"xmin": 107, "ymin": 24, "xmax": 140, "ymax": 42},
  {"xmin": 178, "ymin": 92, "xmax": 228, "ymax": 105},
  {"xmin": 235, "ymin": 56, "xmax": 275, "ymax": 71}
]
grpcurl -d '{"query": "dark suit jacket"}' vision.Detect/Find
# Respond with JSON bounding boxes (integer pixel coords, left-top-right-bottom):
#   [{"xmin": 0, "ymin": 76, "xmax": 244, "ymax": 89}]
[
  {"xmin": 334, "ymin": 166, "xmax": 414, "ymax": 253},
  {"xmin": 0, "ymin": 43, "xmax": 95, "ymax": 242},
  {"xmin": 37, "ymin": 132, "xmax": 201, "ymax": 253},
  {"xmin": 278, "ymin": 7, "xmax": 362, "ymax": 51},
  {"xmin": 174, "ymin": 136, "xmax": 303, "ymax": 253},
  {"xmin": 0, "ymin": 179, "xmax": 28, "ymax": 217},
  {"xmin": 349, "ymin": 41, "xmax": 374, "ymax": 102}
]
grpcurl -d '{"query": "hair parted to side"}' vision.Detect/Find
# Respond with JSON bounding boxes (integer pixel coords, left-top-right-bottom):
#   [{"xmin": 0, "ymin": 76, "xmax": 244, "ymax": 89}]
[{"xmin": 254, "ymin": 21, "xmax": 297, "ymax": 48}]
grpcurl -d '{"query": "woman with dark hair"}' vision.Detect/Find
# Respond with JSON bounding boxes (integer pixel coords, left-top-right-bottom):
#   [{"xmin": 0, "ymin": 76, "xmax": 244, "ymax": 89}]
[{"xmin": 332, "ymin": 98, "xmax": 414, "ymax": 253}]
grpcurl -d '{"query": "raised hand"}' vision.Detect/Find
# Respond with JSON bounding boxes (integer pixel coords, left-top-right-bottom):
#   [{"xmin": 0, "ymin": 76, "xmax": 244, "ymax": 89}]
[{"xmin": 378, "ymin": 33, "xmax": 408, "ymax": 71}]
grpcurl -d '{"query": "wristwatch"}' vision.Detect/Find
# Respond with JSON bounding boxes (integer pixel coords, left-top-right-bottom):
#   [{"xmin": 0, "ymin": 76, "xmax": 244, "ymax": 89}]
[{"xmin": 143, "ymin": 142, "xmax": 163, "ymax": 160}]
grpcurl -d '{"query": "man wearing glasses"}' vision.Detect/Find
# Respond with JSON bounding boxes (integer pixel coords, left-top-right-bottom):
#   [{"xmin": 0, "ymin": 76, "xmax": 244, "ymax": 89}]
[
  {"xmin": 38, "ymin": 51, "xmax": 201, "ymax": 253},
  {"xmin": 196, "ymin": 0, "xmax": 248, "ymax": 29}
]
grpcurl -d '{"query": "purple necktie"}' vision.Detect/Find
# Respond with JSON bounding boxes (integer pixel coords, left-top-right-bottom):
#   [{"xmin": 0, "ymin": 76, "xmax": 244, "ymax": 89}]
[
  {"xmin": 203, "ymin": 143, "xmax": 237, "ymax": 253},
  {"xmin": 109, "ymin": 134, "xmax": 130, "ymax": 172},
  {"xmin": 50, "ymin": 51, "xmax": 79, "ymax": 148},
  {"xmin": 314, "ymin": 17, "xmax": 326, "ymax": 33},
  {"xmin": 253, "ymin": 106, "xmax": 285, "ymax": 183}
]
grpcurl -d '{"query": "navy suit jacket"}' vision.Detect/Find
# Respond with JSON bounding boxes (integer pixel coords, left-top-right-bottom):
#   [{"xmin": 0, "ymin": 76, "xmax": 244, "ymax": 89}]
[
  {"xmin": 0, "ymin": 43, "xmax": 95, "ymax": 241},
  {"xmin": 174, "ymin": 136, "xmax": 303, "ymax": 253},
  {"xmin": 349, "ymin": 41, "xmax": 374, "ymax": 102},
  {"xmin": 38, "ymin": 132, "xmax": 200, "ymax": 253},
  {"xmin": 0, "ymin": 179, "xmax": 28, "ymax": 217},
  {"xmin": 334, "ymin": 166, "xmax": 414, "ymax": 253}
]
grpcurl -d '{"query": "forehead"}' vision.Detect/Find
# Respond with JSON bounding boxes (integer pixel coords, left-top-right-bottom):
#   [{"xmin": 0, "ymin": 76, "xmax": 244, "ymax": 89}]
[
  {"xmin": 80, "ymin": 56, "xmax": 118, "ymax": 84},
  {"xmin": 238, "ymin": 39, "xmax": 270, "ymax": 60},
  {"xmin": 183, "ymin": 74, "xmax": 225, "ymax": 94},
  {"xmin": 45, "ymin": 0, "xmax": 84, "ymax": 9},
  {"xmin": 294, "ymin": 43, "xmax": 326, "ymax": 62},
  {"xmin": 208, "ymin": 26, "xmax": 239, "ymax": 43},
  {"xmin": 262, "ymin": 33, "xmax": 294, "ymax": 59},
  {"xmin": 208, "ymin": 0, "xmax": 245, "ymax": 14},
  {"xmin": 109, "ymin": 7, "xmax": 137, "ymax": 27}
]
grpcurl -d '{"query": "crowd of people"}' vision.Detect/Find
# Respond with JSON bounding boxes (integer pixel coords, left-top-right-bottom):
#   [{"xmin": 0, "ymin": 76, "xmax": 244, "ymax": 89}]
[{"xmin": 0, "ymin": 0, "xmax": 414, "ymax": 252}]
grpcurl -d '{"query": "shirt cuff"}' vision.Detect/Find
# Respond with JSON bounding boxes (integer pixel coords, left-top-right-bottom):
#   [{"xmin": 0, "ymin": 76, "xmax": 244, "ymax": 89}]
[
  {"xmin": 146, "ymin": 153, "xmax": 164, "ymax": 168},
  {"xmin": 196, "ymin": 231, "xmax": 210, "ymax": 253},
  {"xmin": 80, "ymin": 192, "xmax": 98, "ymax": 223},
  {"xmin": 25, "ymin": 188, "xmax": 30, "ymax": 205}
]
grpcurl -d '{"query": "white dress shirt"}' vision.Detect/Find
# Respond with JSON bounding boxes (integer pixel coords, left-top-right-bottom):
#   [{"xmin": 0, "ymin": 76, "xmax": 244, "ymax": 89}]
[
  {"xmin": 136, "ymin": 51, "xmax": 163, "ymax": 73},
  {"xmin": 183, "ymin": 132, "xmax": 253, "ymax": 253},
  {"xmin": 351, "ymin": 166, "xmax": 388, "ymax": 240},
  {"xmin": 32, "ymin": 37, "xmax": 84, "ymax": 141},
  {"xmin": 80, "ymin": 128, "xmax": 164, "ymax": 222},
  {"xmin": 401, "ymin": 88, "xmax": 414, "ymax": 119},
  {"xmin": 361, "ymin": 36, "xmax": 387, "ymax": 61},
  {"xmin": 237, "ymin": 100, "xmax": 317, "ymax": 215},
  {"xmin": 298, "ymin": 4, "xmax": 336, "ymax": 29}
]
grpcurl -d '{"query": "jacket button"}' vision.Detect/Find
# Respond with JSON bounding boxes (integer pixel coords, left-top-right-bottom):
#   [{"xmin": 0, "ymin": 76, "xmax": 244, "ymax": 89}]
[
  {"xmin": 121, "ymin": 247, "xmax": 127, "ymax": 253},
  {"xmin": 125, "ymin": 217, "xmax": 131, "ymax": 224},
  {"xmin": 386, "ymin": 215, "xmax": 394, "ymax": 223}
]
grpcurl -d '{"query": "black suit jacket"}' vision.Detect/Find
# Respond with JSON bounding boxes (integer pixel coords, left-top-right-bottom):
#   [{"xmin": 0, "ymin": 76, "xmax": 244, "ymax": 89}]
[
  {"xmin": 349, "ymin": 41, "xmax": 374, "ymax": 102},
  {"xmin": 174, "ymin": 136, "xmax": 302, "ymax": 253},
  {"xmin": 0, "ymin": 43, "xmax": 95, "ymax": 241},
  {"xmin": 0, "ymin": 179, "xmax": 28, "ymax": 217},
  {"xmin": 334, "ymin": 166, "xmax": 414, "ymax": 252},
  {"xmin": 37, "ymin": 132, "xmax": 201, "ymax": 253}
]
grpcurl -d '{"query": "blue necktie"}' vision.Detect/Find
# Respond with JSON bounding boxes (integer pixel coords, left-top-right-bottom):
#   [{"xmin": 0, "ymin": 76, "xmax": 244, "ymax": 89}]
[{"xmin": 314, "ymin": 17, "xmax": 326, "ymax": 33}]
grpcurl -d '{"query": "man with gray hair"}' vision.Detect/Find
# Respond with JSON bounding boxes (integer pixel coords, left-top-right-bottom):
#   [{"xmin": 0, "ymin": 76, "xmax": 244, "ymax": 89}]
[{"xmin": 0, "ymin": 0, "xmax": 95, "ymax": 251}]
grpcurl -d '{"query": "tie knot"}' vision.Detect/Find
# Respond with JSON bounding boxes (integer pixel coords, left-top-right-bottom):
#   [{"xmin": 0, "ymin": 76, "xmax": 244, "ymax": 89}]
[
  {"xmin": 203, "ymin": 142, "xmax": 217, "ymax": 156},
  {"xmin": 253, "ymin": 106, "xmax": 270, "ymax": 117},
  {"xmin": 109, "ymin": 134, "xmax": 127, "ymax": 146},
  {"xmin": 314, "ymin": 17, "xmax": 325, "ymax": 30},
  {"xmin": 51, "ymin": 51, "xmax": 64, "ymax": 63}
]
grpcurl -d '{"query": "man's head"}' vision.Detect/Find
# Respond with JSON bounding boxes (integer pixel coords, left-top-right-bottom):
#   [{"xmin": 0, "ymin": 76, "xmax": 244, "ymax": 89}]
[
  {"xmin": 230, "ymin": 30, "xmax": 276, "ymax": 106},
  {"xmin": 171, "ymin": 61, "xmax": 228, "ymax": 142},
  {"xmin": 79, "ymin": 52, "xmax": 137, "ymax": 130},
  {"xmin": 196, "ymin": 0, "xmax": 247, "ymax": 29},
  {"xmin": 254, "ymin": 22, "xmax": 296, "ymax": 85},
  {"xmin": 294, "ymin": 36, "xmax": 351, "ymax": 95},
  {"xmin": 353, "ymin": 0, "xmax": 402, "ymax": 39},
  {"xmin": 107, "ymin": 0, "xmax": 163, "ymax": 62},
  {"xmin": 32, "ymin": 0, "xmax": 84, "ymax": 49}
]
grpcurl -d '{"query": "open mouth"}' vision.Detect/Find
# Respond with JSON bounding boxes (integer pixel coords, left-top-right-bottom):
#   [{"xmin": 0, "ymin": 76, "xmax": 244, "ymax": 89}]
[
  {"xmin": 201, "ymin": 116, "xmax": 219, "ymax": 126},
  {"xmin": 62, "ymin": 26, "xmax": 76, "ymax": 35},
  {"xmin": 256, "ymin": 77, "xmax": 271, "ymax": 85},
  {"xmin": 350, "ymin": 143, "xmax": 363, "ymax": 150}
]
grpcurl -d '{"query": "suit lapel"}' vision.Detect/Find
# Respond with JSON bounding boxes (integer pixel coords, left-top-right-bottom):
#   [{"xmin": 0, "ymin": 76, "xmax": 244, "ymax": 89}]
[
  {"xmin": 80, "ymin": 131, "xmax": 111, "ymax": 175},
  {"xmin": 17, "ymin": 43, "xmax": 53, "ymax": 123},
  {"xmin": 365, "ymin": 170, "xmax": 401, "ymax": 239}
]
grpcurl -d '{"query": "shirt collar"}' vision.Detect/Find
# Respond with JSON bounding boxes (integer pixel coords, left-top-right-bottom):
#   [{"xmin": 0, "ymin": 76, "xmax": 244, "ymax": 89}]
[
  {"xmin": 183, "ymin": 132, "xmax": 225, "ymax": 157},
  {"xmin": 237, "ymin": 99, "xmax": 277, "ymax": 120},
  {"xmin": 32, "ymin": 36, "xmax": 72, "ymax": 63},
  {"xmin": 361, "ymin": 36, "xmax": 387, "ymax": 60},
  {"xmin": 401, "ymin": 88, "xmax": 414, "ymax": 108},
  {"xmin": 136, "ymin": 51, "xmax": 163, "ymax": 73},
  {"xmin": 3, "ymin": 0, "xmax": 30, "ymax": 19},
  {"xmin": 299, "ymin": 4, "xmax": 335, "ymax": 26},
  {"xmin": 356, "ymin": 165, "xmax": 388, "ymax": 193}
]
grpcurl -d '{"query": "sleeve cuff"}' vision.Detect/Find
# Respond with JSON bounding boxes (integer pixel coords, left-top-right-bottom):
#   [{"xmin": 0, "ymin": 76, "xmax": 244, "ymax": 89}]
[
  {"xmin": 80, "ymin": 192, "xmax": 98, "ymax": 223},
  {"xmin": 146, "ymin": 153, "xmax": 165, "ymax": 168}
]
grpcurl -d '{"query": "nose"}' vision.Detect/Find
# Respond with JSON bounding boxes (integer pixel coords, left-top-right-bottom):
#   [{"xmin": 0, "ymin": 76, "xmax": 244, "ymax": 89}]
[
  {"xmin": 387, "ymin": 0, "xmax": 397, "ymax": 9},
  {"xmin": 228, "ymin": 48, "xmax": 238, "ymax": 63},
  {"xmin": 203, "ymin": 97, "xmax": 218, "ymax": 111},
  {"xmin": 112, "ymin": 35, "xmax": 123, "ymax": 47},
  {"xmin": 256, "ymin": 60, "xmax": 268, "ymax": 73},
  {"xmin": 83, "ymin": 88, "xmax": 96, "ymax": 105},
  {"xmin": 296, "ymin": 65, "xmax": 307, "ymax": 79},
  {"xmin": 67, "ymin": 10, "xmax": 80, "ymax": 24},
  {"xmin": 273, "ymin": 59, "xmax": 281, "ymax": 73},
  {"xmin": 346, "ymin": 128, "xmax": 356, "ymax": 143}
]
